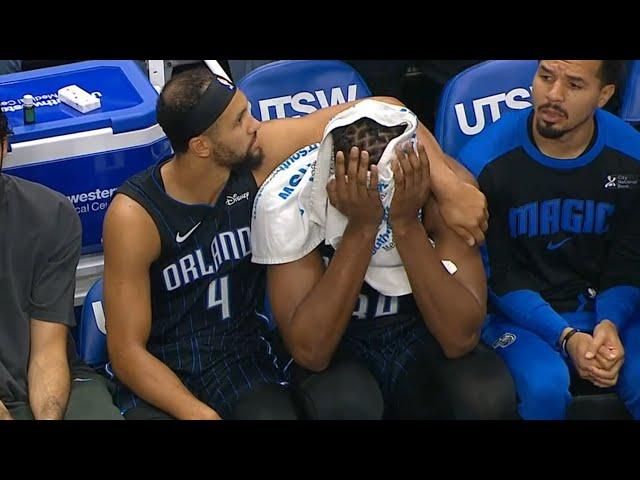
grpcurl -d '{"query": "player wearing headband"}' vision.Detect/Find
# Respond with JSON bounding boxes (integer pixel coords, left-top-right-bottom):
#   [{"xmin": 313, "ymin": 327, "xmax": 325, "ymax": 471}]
[
  {"xmin": 103, "ymin": 66, "xmax": 490, "ymax": 420},
  {"xmin": 103, "ymin": 69, "xmax": 303, "ymax": 420}
]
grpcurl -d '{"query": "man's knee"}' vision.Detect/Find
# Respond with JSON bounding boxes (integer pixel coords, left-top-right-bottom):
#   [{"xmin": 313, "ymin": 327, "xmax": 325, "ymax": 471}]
[
  {"xmin": 231, "ymin": 383, "xmax": 299, "ymax": 420},
  {"xmin": 444, "ymin": 344, "xmax": 518, "ymax": 420},
  {"xmin": 517, "ymin": 365, "xmax": 571, "ymax": 419},
  {"xmin": 523, "ymin": 369, "xmax": 570, "ymax": 403},
  {"xmin": 294, "ymin": 361, "xmax": 384, "ymax": 420},
  {"xmin": 124, "ymin": 404, "xmax": 173, "ymax": 420},
  {"xmin": 616, "ymin": 357, "xmax": 640, "ymax": 418},
  {"xmin": 65, "ymin": 375, "xmax": 124, "ymax": 420}
]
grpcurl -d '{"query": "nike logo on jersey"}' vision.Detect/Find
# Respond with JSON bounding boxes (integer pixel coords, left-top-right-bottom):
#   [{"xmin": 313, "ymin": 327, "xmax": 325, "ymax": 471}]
[
  {"xmin": 163, "ymin": 227, "xmax": 251, "ymax": 292},
  {"xmin": 176, "ymin": 221, "xmax": 202, "ymax": 243},
  {"xmin": 546, "ymin": 237, "xmax": 573, "ymax": 251}
]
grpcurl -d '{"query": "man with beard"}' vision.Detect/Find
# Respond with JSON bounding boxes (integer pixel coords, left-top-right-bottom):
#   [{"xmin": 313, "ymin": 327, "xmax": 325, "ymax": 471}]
[
  {"xmin": 459, "ymin": 60, "xmax": 640, "ymax": 419},
  {"xmin": 104, "ymin": 67, "xmax": 489, "ymax": 420}
]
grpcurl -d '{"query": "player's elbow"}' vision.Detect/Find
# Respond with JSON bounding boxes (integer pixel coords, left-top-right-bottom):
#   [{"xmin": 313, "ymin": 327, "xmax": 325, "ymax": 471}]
[
  {"xmin": 291, "ymin": 345, "xmax": 332, "ymax": 373},
  {"xmin": 283, "ymin": 312, "xmax": 335, "ymax": 372},
  {"xmin": 440, "ymin": 302, "xmax": 484, "ymax": 359},
  {"xmin": 442, "ymin": 330, "xmax": 480, "ymax": 359},
  {"xmin": 107, "ymin": 337, "xmax": 145, "ymax": 381}
]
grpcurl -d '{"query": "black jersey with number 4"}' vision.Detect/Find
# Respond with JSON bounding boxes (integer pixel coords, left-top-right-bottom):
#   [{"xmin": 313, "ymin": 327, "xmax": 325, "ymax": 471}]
[{"xmin": 117, "ymin": 161, "xmax": 271, "ymax": 377}]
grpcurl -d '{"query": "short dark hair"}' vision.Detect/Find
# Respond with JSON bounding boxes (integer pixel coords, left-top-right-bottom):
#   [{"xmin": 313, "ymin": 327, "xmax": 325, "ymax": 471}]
[
  {"xmin": 331, "ymin": 117, "xmax": 406, "ymax": 166},
  {"xmin": 156, "ymin": 67, "xmax": 215, "ymax": 155},
  {"xmin": 598, "ymin": 60, "xmax": 626, "ymax": 88}
]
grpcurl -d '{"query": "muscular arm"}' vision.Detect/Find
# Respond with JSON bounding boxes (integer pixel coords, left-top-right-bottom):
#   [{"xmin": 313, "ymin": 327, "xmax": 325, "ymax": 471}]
[
  {"xmin": 28, "ymin": 320, "xmax": 70, "ymax": 419},
  {"xmin": 394, "ymin": 198, "xmax": 486, "ymax": 358},
  {"xmin": 255, "ymin": 97, "xmax": 487, "ymax": 244},
  {"xmin": 420, "ymin": 124, "xmax": 489, "ymax": 244},
  {"xmin": 268, "ymin": 222, "xmax": 377, "ymax": 372},
  {"xmin": 416, "ymin": 123, "xmax": 465, "ymax": 192},
  {"xmin": 266, "ymin": 149, "xmax": 382, "ymax": 372},
  {"xmin": 255, "ymin": 96, "xmax": 403, "ymax": 182},
  {"xmin": 103, "ymin": 195, "xmax": 219, "ymax": 420}
]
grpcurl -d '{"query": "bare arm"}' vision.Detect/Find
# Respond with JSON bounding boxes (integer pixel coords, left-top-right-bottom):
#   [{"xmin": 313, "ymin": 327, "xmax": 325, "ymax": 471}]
[
  {"xmin": 417, "ymin": 124, "xmax": 489, "ymax": 245},
  {"xmin": 267, "ymin": 148, "xmax": 382, "ymax": 371},
  {"xmin": 27, "ymin": 320, "xmax": 70, "ymax": 419},
  {"xmin": 390, "ymin": 143, "xmax": 486, "ymax": 358},
  {"xmin": 255, "ymin": 97, "xmax": 488, "ymax": 246},
  {"xmin": 0, "ymin": 400, "xmax": 11, "ymax": 420},
  {"xmin": 103, "ymin": 195, "xmax": 220, "ymax": 420},
  {"xmin": 443, "ymin": 151, "xmax": 479, "ymax": 187},
  {"xmin": 254, "ymin": 96, "xmax": 406, "ymax": 184},
  {"xmin": 396, "ymin": 203, "xmax": 486, "ymax": 358},
  {"xmin": 269, "ymin": 224, "xmax": 377, "ymax": 372}
]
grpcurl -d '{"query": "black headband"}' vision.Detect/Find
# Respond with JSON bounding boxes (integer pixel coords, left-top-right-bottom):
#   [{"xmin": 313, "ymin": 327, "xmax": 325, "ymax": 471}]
[{"xmin": 176, "ymin": 75, "xmax": 237, "ymax": 139}]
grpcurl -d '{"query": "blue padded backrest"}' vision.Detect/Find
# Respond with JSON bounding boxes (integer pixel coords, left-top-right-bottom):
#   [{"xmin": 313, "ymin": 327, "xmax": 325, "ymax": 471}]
[
  {"xmin": 435, "ymin": 60, "xmax": 538, "ymax": 158},
  {"xmin": 238, "ymin": 60, "xmax": 371, "ymax": 330},
  {"xmin": 77, "ymin": 278, "xmax": 108, "ymax": 369},
  {"xmin": 238, "ymin": 60, "xmax": 371, "ymax": 121},
  {"xmin": 620, "ymin": 60, "xmax": 640, "ymax": 125}
]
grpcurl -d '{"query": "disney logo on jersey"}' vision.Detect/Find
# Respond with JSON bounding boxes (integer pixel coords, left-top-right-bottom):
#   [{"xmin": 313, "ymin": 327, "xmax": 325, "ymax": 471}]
[{"xmin": 226, "ymin": 191, "xmax": 250, "ymax": 206}]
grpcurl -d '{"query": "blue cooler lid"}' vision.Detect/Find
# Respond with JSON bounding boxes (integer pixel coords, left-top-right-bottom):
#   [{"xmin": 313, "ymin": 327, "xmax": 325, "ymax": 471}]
[{"xmin": 0, "ymin": 60, "xmax": 159, "ymax": 142}]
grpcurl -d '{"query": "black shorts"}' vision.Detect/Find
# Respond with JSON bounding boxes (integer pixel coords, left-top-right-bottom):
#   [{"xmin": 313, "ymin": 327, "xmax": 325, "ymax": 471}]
[
  {"xmin": 286, "ymin": 314, "xmax": 515, "ymax": 419},
  {"xmin": 281, "ymin": 315, "xmax": 434, "ymax": 409},
  {"xmin": 330, "ymin": 315, "xmax": 435, "ymax": 403},
  {"xmin": 115, "ymin": 342, "xmax": 288, "ymax": 419}
]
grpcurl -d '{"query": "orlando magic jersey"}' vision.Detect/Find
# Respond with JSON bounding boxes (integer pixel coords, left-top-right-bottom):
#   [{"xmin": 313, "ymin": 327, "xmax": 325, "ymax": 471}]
[
  {"xmin": 317, "ymin": 244, "xmax": 419, "ymax": 324},
  {"xmin": 460, "ymin": 108, "xmax": 640, "ymax": 313},
  {"xmin": 117, "ymin": 160, "xmax": 272, "ymax": 375}
]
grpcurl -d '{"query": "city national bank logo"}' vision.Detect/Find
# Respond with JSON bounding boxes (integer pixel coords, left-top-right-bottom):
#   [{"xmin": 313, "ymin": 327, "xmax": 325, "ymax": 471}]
[
  {"xmin": 604, "ymin": 174, "xmax": 639, "ymax": 190},
  {"xmin": 605, "ymin": 176, "xmax": 617, "ymax": 189}
]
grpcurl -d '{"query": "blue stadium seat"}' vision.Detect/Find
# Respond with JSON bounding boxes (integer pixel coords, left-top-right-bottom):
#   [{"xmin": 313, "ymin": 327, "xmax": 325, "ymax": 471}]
[
  {"xmin": 238, "ymin": 60, "xmax": 371, "ymax": 121},
  {"xmin": 239, "ymin": 60, "xmax": 372, "ymax": 330},
  {"xmin": 435, "ymin": 60, "xmax": 538, "ymax": 158},
  {"xmin": 77, "ymin": 277, "xmax": 110, "ymax": 373},
  {"xmin": 436, "ymin": 60, "xmax": 631, "ymax": 419},
  {"xmin": 619, "ymin": 60, "xmax": 640, "ymax": 126}
]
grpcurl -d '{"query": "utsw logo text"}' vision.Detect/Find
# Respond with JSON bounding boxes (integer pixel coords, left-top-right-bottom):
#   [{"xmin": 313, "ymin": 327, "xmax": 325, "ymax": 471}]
[
  {"xmin": 455, "ymin": 87, "xmax": 533, "ymax": 136},
  {"xmin": 255, "ymin": 85, "xmax": 359, "ymax": 120}
]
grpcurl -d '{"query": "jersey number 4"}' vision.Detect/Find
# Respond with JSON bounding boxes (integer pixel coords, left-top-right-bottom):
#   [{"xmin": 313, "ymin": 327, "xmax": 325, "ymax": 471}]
[{"xmin": 206, "ymin": 275, "xmax": 231, "ymax": 320}]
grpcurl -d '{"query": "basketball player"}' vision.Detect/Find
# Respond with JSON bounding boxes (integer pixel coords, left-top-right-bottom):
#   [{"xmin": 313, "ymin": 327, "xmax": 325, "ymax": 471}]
[{"xmin": 103, "ymin": 66, "xmax": 488, "ymax": 419}]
